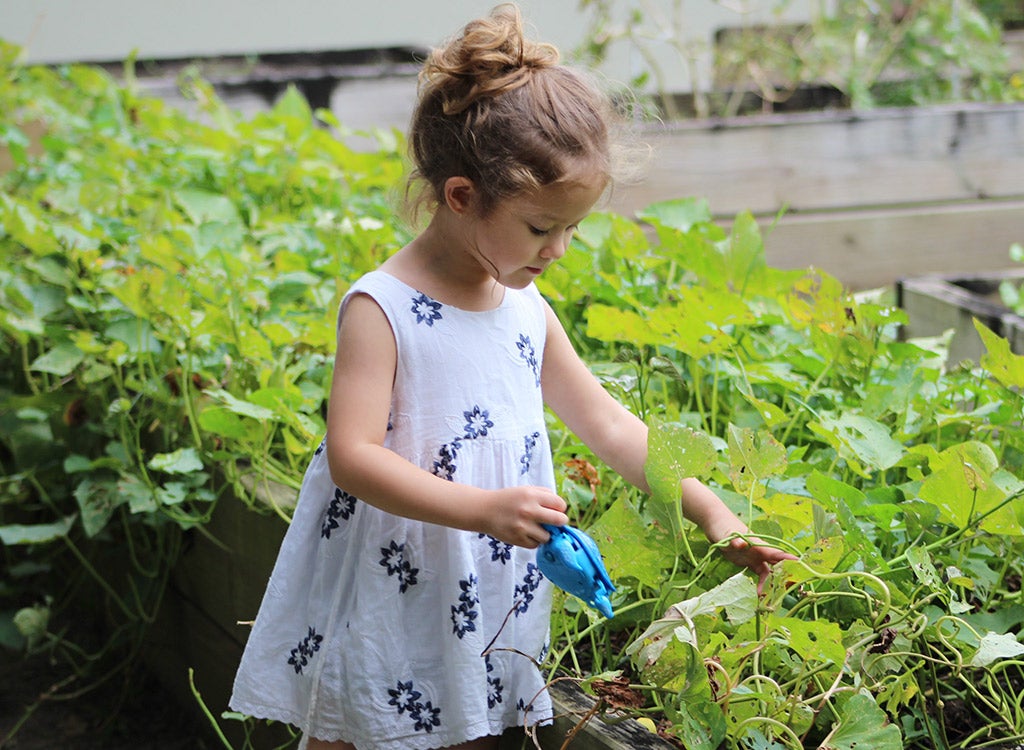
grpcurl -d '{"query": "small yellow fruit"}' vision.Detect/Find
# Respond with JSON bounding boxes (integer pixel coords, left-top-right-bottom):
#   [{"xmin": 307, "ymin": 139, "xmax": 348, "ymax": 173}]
[{"xmin": 636, "ymin": 717, "xmax": 658, "ymax": 733}]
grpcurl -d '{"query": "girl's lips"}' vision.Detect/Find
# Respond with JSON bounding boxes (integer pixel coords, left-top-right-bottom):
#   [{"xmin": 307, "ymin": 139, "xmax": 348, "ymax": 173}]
[{"xmin": 526, "ymin": 266, "xmax": 544, "ymax": 275}]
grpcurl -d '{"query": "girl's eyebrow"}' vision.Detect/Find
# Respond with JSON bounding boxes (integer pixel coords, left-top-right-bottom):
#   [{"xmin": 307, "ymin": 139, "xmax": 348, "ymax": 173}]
[{"xmin": 532, "ymin": 211, "xmax": 588, "ymax": 226}]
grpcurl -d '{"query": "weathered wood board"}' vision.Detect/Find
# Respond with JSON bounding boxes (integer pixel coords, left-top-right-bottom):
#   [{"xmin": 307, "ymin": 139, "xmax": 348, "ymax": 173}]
[{"xmin": 608, "ymin": 102, "xmax": 1024, "ymax": 290}]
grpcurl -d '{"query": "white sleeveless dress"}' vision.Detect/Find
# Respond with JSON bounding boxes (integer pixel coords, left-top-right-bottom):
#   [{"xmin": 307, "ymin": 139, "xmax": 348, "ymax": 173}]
[{"xmin": 230, "ymin": 271, "xmax": 555, "ymax": 749}]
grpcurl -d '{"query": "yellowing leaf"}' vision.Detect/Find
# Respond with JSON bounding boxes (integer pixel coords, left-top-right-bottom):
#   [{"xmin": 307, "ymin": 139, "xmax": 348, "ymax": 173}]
[{"xmin": 976, "ymin": 318, "xmax": 1024, "ymax": 389}]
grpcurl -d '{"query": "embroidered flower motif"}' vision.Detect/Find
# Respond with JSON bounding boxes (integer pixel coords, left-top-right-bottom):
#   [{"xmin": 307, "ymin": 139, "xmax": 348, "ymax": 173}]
[
  {"xmin": 314, "ymin": 438, "xmax": 326, "ymax": 456},
  {"xmin": 380, "ymin": 540, "xmax": 420, "ymax": 593},
  {"xmin": 387, "ymin": 680, "xmax": 442, "ymax": 734},
  {"xmin": 478, "ymin": 534, "xmax": 513, "ymax": 564},
  {"xmin": 463, "ymin": 406, "xmax": 493, "ymax": 439},
  {"xmin": 387, "ymin": 680, "xmax": 423, "ymax": 715},
  {"xmin": 432, "ymin": 439, "xmax": 462, "ymax": 481},
  {"xmin": 411, "ymin": 293, "xmax": 443, "ymax": 326},
  {"xmin": 520, "ymin": 431, "xmax": 541, "ymax": 475},
  {"xmin": 450, "ymin": 573, "xmax": 480, "ymax": 639},
  {"xmin": 516, "ymin": 696, "xmax": 535, "ymax": 715},
  {"xmin": 286, "ymin": 626, "xmax": 323, "ymax": 675},
  {"xmin": 485, "ymin": 656, "xmax": 504, "ymax": 709},
  {"xmin": 321, "ymin": 488, "xmax": 357, "ymax": 539},
  {"xmin": 513, "ymin": 562, "xmax": 544, "ymax": 616},
  {"xmin": 517, "ymin": 334, "xmax": 540, "ymax": 386},
  {"xmin": 413, "ymin": 701, "xmax": 442, "ymax": 733}
]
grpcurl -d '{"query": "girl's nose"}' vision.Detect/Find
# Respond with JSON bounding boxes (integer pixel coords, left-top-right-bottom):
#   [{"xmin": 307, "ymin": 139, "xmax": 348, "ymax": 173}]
[{"xmin": 542, "ymin": 233, "xmax": 569, "ymax": 259}]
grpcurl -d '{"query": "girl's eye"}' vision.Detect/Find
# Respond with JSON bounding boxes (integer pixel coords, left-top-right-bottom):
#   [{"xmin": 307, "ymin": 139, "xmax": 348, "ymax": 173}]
[{"xmin": 529, "ymin": 225, "xmax": 550, "ymax": 236}]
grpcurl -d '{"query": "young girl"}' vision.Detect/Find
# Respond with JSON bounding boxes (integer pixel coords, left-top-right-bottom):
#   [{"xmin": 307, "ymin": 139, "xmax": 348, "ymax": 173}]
[{"xmin": 229, "ymin": 5, "xmax": 793, "ymax": 749}]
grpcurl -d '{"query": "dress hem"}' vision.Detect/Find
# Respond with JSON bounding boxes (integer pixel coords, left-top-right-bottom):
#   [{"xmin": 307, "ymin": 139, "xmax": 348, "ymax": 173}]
[{"xmin": 230, "ymin": 698, "xmax": 553, "ymax": 750}]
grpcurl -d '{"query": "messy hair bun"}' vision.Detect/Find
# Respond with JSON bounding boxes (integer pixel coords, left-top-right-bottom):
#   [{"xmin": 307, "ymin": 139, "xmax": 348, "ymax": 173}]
[
  {"xmin": 408, "ymin": 3, "xmax": 618, "ymax": 217},
  {"xmin": 420, "ymin": 4, "xmax": 560, "ymax": 116}
]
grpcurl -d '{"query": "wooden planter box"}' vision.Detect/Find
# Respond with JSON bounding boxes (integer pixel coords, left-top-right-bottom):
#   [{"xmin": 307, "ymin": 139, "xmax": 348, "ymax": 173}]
[
  {"xmin": 610, "ymin": 102, "xmax": 1024, "ymax": 291},
  {"xmin": 896, "ymin": 269, "xmax": 1024, "ymax": 363},
  {"xmin": 146, "ymin": 484, "xmax": 676, "ymax": 749}
]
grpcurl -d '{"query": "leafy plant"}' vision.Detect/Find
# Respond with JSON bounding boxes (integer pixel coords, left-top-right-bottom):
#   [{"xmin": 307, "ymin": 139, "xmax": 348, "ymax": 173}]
[
  {"xmin": 575, "ymin": 0, "xmax": 1024, "ymax": 118},
  {"xmin": 540, "ymin": 199, "xmax": 1024, "ymax": 748},
  {"xmin": 0, "ymin": 39, "xmax": 406, "ymax": 722}
]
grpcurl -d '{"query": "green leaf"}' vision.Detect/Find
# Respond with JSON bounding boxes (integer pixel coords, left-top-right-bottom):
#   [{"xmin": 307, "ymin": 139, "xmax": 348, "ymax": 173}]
[
  {"xmin": 585, "ymin": 304, "xmax": 663, "ymax": 348},
  {"xmin": 976, "ymin": 318, "xmax": 1024, "ymax": 389},
  {"xmin": 919, "ymin": 441, "xmax": 1021, "ymax": 534},
  {"xmin": 174, "ymin": 188, "xmax": 241, "ymax": 226},
  {"xmin": 588, "ymin": 497, "xmax": 675, "ymax": 588},
  {"xmin": 767, "ymin": 615, "xmax": 846, "ymax": 666},
  {"xmin": 629, "ymin": 573, "xmax": 757, "ymax": 665},
  {"xmin": 105, "ymin": 317, "xmax": 162, "ymax": 354},
  {"xmin": 0, "ymin": 515, "xmax": 76, "ymax": 545},
  {"xmin": 727, "ymin": 425, "xmax": 787, "ymax": 499},
  {"xmin": 73, "ymin": 478, "xmax": 123, "ymax": 537},
  {"xmin": 970, "ymin": 631, "xmax": 1024, "ymax": 667},
  {"xmin": 206, "ymin": 388, "xmax": 279, "ymax": 421},
  {"xmin": 30, "ymin": 342, "xmax": 84, "ymax": 376},
  {"xmin": 823, "ymin": 690, "xmax": 902, "ymax": 750},
  {"xmin": 148, "ymin": 447, "xmax": 204, "ymax": 474},
  {"xmin": 636, "ymin": 197, "xmax": 711, "ymax": 233},
  {"xmin": 668, "ymin": 696, "xmax": 727, "ymax": 750},
  {"xmin": 812, "ymin": 413, "xmax": 904, "ymax": 476},
  {"xmin": 646, "ymin": 421, "xmax": 717, "ymax": 504},
  {"xmin": 724, "ymin": 211, "xmax": 766, "ymax": 292},
  {"xmin": 273, "ymin": 84, "xmax": 313, "ymax": 126}
]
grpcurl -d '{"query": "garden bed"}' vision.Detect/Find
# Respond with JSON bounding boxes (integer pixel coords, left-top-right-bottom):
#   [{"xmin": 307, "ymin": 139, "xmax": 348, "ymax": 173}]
[{"xmin": 897, "ymin": 268, "xmax": 1024, "ymax": 363}]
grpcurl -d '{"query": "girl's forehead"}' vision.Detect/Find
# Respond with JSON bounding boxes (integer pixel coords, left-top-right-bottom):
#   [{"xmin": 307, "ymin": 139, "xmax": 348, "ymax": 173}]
[{"xmin": 514, "ymin": 178, "xmax": 606, "ymax": 219}]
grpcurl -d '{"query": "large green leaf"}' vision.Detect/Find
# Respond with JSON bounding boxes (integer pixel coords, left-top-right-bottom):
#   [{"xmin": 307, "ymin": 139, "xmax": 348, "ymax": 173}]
[
  {"xmin": 646, "ymin": 422, "xmax": 717, "ymax": 503},
  {"xmin": 822, "ymin": 690, "xmax": 902, "ymax": 750},
  {"xmin": 0, "ymin": 515, "xmax": 76, "ymax": 545},
  {"xmin": 588, "ymin": 497, "xmax": 675, "ymax": 588}
]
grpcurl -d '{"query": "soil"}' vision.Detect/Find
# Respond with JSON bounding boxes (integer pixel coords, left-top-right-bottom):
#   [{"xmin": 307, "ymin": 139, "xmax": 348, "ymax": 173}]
[{"xmin": 0, "ymin": 650, "xmax": 214, "ymax": 750}]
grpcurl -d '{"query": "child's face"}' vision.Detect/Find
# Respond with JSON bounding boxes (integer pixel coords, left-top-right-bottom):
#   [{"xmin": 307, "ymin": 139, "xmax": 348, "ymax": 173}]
[{"xmin": 471, "ymin": 177, "xmax": 605, "ymax": 289}]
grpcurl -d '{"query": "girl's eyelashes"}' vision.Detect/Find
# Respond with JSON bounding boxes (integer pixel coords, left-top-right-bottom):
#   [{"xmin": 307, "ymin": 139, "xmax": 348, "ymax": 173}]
[{"xmin": 528, "ymin": 224, "xmax": 579, "ymax": 236}]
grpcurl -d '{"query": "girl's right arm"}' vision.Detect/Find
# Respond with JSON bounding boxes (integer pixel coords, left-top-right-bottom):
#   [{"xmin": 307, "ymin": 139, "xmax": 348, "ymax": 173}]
[{"xmin": 323, "ymin": 293, "xmax": 568, "ymax": 548}]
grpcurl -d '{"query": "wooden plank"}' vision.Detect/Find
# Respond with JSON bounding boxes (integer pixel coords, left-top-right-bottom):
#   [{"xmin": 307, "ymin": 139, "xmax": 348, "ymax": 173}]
[
  {"xmin": 609, "ymin": 102, "xmax": 1024, "ymax": 218},
  {"xmin": 898, "ymin": 271, "xmax": 1024, "ymax": 363},
  {"xmin": 545, "ymin": 680, "xmax": 677, "ymax": 750},
  {"xmin": 754, "ymin": 200, "xmax": 1024, "ymax": 290}
]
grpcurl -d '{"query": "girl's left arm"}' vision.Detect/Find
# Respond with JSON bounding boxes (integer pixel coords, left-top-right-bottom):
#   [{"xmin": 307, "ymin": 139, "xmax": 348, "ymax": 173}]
[{"xmin": 540, "ymin": 302, "xmax": 795, "ymax": 585}]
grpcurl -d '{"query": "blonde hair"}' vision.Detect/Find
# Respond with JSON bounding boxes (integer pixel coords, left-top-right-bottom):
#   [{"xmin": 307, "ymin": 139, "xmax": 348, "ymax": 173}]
[{"xmin": 407, "ymin": 3, "xmax": 618, "ymax": 218}]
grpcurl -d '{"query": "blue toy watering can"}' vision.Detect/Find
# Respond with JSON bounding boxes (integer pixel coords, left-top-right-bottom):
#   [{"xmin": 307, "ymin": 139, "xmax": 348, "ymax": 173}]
[{"xmin": 537, "ymin": 524, "xmax": 615, "ymax": 618}]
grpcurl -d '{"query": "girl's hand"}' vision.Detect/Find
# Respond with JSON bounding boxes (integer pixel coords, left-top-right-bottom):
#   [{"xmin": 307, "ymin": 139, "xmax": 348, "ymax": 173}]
[
  {"xmin": 720, "ymin": 536, "xmax": 797, "ymax": 594},
  {"xmin": 483, "ymin": 486, "xmax": 568, "ymax": 549}
]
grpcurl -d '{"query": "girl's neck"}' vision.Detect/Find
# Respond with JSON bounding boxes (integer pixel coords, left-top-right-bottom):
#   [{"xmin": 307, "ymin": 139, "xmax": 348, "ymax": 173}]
[{"xmin": 381, "ymin": 211, "xmax": 505, "ymax": 312}]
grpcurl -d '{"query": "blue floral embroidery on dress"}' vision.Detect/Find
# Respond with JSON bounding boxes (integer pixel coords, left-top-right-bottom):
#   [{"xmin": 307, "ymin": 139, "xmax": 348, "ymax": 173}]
[
  {"xmin": 321, "ymin": 488, "xmax": 357, "ymax": 539},
  {"xmin": 513, "ymin": 562, "xmax": 544, "ymax": 616},
  {"xmin": 463, "ymin": 406, "xmax": 494, "ymax": 438},
  {"xmin": 520, "ymin": 431, "xmax": 541, "ymax": 475},
  {"xmin": 478, "ymin": 533, "xmax": 513, "ymax": 564},
  {"xmin": 516, "ymin": 696, "xmax": 535, "ymax": 715},
  {"xmin": 314, "ymin": 437, "xmax": 326, "ymax": 456},
  {"xmin": 411, "ymin": 293, "xmax": 443, "ymax": 326},
  {"xmin": 450, "ymin": 573, "xmax": 479, "ymax": 639},
  {"xmin": 432, "ymin": 439, "xmax": 462, "ymax": 481},
  {"xmin": 517, "ymin": 334, "xmax": 540, "ymax": 386},
  {"xmin": 287, "ymin": 626, "xmax": 323, "ymax": 674},
  {"xmin": 380, "ymin": 540, "xmax": 419, "ymax": 593},
  {"xmin": 387, "ymin": 681, "xmax": 441, "ymax": 733},
  {"xmin": 485, "ymin": 655, "xmax": 504, "ymax": 709}
]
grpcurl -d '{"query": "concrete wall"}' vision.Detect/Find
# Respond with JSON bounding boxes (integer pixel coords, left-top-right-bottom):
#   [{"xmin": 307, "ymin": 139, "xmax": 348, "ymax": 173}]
[{"xmin": 2, "ymin": 0, "xmax": 813, "ymax": 93}]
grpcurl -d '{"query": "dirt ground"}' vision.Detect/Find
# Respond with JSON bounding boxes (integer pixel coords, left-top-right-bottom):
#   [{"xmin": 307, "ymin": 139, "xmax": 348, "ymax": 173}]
[{"xmin": 0, "ymin": 650, "xmax": 214, "ymax": 750}]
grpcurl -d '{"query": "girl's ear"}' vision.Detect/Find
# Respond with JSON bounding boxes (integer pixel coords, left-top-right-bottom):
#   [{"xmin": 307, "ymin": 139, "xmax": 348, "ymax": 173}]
[{"xmin": 443, "ymin": 176, "xmax": 477, "ymax": 216}]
